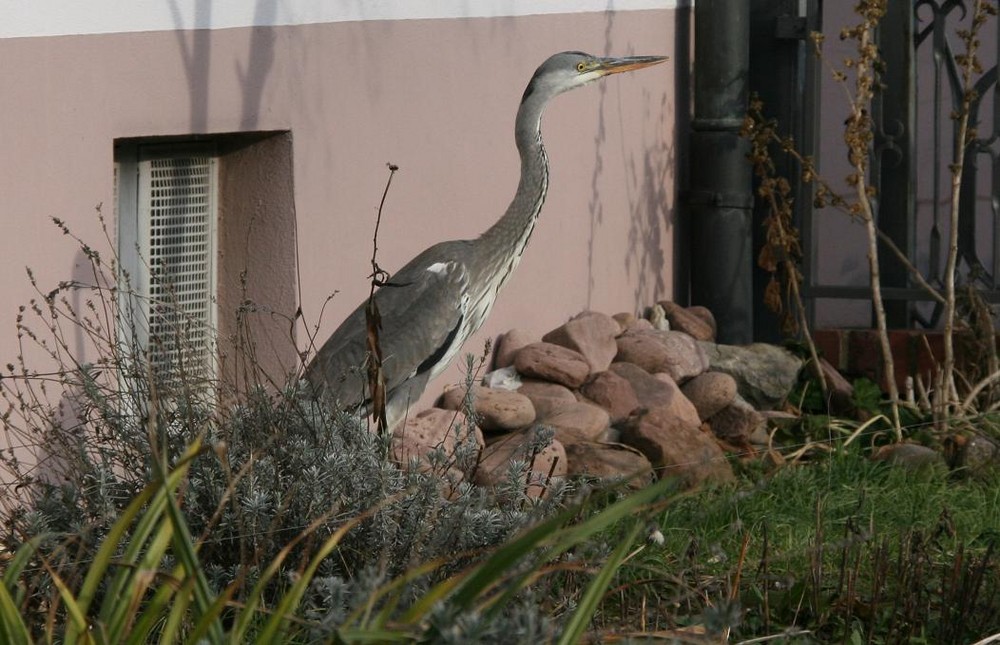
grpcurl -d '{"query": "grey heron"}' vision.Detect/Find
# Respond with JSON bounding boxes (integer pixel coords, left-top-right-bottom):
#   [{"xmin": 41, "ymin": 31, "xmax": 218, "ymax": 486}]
[{"xmin": 305, "ymin": 51, "xmax": 667, "ymax": 429}]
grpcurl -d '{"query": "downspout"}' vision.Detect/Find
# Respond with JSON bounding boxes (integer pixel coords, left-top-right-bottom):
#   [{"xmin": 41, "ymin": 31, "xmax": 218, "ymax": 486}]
[{"xmin": 688, "ymin": 0, "xmax": 754, "ymax": 344}]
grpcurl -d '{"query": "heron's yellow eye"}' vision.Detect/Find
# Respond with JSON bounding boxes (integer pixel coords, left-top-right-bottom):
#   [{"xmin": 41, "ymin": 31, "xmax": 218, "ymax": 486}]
[{"xmin": 576, "ymin": 62, "xmax": 587, "ymax": 73}]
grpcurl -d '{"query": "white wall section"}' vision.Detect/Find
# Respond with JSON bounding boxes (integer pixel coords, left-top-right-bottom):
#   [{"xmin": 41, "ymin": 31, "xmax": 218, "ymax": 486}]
[{"xmin": 1, "ymin": 0, "xmax": 689, "ymax": 39}]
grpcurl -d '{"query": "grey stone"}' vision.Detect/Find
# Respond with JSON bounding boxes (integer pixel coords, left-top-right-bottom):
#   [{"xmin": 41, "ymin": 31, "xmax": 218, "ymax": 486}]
[
  {"xmin": 699, "ymin": 342, "xmax": 803, "ymax": 409},
  {"xmin": 482, "ymin": 365, "xmax": 522, "ymax": 390},
  {"xmin": 956, "ymin": 434, "xmax": 1000, "ymax": 476}
]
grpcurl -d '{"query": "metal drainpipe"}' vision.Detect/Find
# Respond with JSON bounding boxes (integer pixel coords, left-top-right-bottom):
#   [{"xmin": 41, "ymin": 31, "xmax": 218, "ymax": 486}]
[{"xmin": 689, "ymin": 0, "xmax": 754, "ymax": 344}]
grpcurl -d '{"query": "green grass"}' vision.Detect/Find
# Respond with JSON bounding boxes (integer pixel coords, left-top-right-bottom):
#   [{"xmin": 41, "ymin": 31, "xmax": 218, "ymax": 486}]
[{"xmin": 598, "ymin": 445, "xmax": 1000, "ymax": 642}]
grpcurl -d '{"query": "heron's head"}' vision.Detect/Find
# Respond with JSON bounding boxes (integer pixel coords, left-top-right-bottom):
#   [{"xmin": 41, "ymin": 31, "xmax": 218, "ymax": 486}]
[{"xmin": 521, "ymin": 51, "xmax": 667, "ymax": 104}]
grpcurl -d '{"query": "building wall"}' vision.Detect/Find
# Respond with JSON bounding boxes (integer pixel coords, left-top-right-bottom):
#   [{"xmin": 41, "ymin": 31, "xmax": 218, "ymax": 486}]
[{"xmin": 0, "ymin": 3, "xmax": 686, "ymax": 412}]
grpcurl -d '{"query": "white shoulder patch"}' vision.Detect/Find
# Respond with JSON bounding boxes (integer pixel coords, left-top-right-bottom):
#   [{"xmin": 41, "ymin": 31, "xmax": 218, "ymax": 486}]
[{"xmin": 426, "ymin": 261, "xmax": 451, "ymax": 275}]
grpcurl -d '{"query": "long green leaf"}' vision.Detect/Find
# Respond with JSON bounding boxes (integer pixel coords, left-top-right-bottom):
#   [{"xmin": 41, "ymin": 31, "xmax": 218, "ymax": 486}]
[
  {"xmin": 346, "ymin": 555, "xmax": 453, "ymax": 631},
  {"xmin": 463, "ymin": 477, "xmax": 674, "ymax": 618},
  {"xmin": 125, "ymin": 566, "xmax": 181, "ymax": 645},
  {"xmin": 232, "ymin": 493, "xmax": 404, "ymax": 643},
  {"xmin": 0, "ymin": 581, "xmax": 31, "ymax": 645},
  {"xmin": 401, "ymin": 505, "xmax": 579, "ymax": 623},
  {"xmin": 157, "ymin": 575, "xmax": 195, "ymax": 645},
  {"xmin": 2, "ymin": 534, "xmax": 46, "ymax": 591},
  {"xmin": 66, "ymin": 480, "xmax": 155, "ymax": 644},
  {"xmin": 253, "ymin": 515, "xmax": 366, "ymax": 643},
  {"xmin": 186, "ymin": 581, "xmax": 238, "ymax": 645},
  {"xmin": 69, "ymin": 439, "xmax": 203, "ymax": 643},
  {"xmin": 161, "ymin": 467, "xmax": 223, "ymax": 642},
  {"xmin": 1, "ymin": 533, "xmax": 47, "ymax": 641},
  {"xmin": 106, "ymin": 517, "xmax": 175, "ymax": 643},
  {"xmin": 45, "ymin": 562, "xmax": 93, "ymax": 645},
  {"xmin": 481, "ymin": 479, "xmax": 676, "ymax": 621},
  {"xmin": 333, "ymin": 627, "xmax": 417, "ymax": 643},
  {"xmin": 557, "ymin": 522, "xmax": 642, "ymax": 645}
]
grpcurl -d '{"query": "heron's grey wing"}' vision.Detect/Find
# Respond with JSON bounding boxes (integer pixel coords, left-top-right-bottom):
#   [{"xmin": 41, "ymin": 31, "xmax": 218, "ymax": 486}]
[
  {"xmin": 375, "ymin": 257, "xmax": 470, "ymax": 393},
  {"xmin": 305, "ymin": 252, "xmax": 469, "ymax": 411}
]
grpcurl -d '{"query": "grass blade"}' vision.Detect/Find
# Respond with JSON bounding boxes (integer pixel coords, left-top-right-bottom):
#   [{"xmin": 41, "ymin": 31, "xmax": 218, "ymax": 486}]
[
  {"xmin": 0, "ymin": 581, "xmax": 31, "ymax": 645},
  {"xmin": 44, "ymin": 561, "xmax": 93, "ymax": 645},
  {"xmin": 557, "ymin": 522, "xmax": 642, "ymax": 645}
]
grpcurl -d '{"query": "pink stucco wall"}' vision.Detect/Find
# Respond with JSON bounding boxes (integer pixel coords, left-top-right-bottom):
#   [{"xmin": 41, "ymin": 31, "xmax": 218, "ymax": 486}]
[{"xmin": 0, "ymin": 10, "xmax": 684, "ymax": 412}]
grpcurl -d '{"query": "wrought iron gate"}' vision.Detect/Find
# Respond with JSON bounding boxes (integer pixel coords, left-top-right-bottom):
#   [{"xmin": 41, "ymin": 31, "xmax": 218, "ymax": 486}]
[{"xmin": 749, "ymin": 0, "xmax": 1000, "ymax": 337}]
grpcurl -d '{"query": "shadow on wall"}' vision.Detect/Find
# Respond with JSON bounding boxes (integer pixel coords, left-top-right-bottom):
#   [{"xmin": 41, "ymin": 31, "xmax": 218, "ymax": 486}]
[
  {"xmin": 168, "ymin": 0, "xmax": 278, "ymax": 132},
  {"xmin": 587, "ymin": 7, "xmax": 690, "ymax": 314}
]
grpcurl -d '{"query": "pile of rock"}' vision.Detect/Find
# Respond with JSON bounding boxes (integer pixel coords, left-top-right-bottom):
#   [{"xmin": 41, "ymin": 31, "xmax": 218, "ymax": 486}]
[{"xmin": 390, "ymin": 302, "xmax": 805, "ymax": 496}]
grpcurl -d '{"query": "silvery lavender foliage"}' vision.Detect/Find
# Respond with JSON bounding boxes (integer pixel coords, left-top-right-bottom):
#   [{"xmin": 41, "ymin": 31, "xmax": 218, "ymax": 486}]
[
  {"xmin": 0, "ymin": 222, "xmax": 576, "ymax": 636},
  {"xmin": 5, "ymin": 368, "xmax": 570, "ymax": 634}
]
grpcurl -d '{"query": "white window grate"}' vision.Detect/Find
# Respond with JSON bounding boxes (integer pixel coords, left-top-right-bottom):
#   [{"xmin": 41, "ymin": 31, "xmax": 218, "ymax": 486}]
[{"xmin": 137, "ymin": 152, "xmax": 218, "ymax": 384}]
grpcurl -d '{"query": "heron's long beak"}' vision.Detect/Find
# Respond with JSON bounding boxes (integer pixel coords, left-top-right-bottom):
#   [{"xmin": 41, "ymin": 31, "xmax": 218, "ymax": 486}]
[{"xmin": 598, "ymin": 55, "xmax": 669, "ymax": 76}]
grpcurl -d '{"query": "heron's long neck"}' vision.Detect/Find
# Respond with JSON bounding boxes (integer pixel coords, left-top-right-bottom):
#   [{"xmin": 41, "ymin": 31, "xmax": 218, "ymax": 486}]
[{"xmin": 475, "ymin": 96, "xmax": 549, "ymax": 289}]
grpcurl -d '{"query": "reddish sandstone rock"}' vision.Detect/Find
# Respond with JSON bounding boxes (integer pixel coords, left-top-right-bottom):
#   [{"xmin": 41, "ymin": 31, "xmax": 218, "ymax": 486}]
[
  {"xmin": 619, "ymin": 407, "xmax": 735, "ymax": 488},
  {"xmin": 872, "ymin": 443, "xmax": 945, "ymax": 470},
  {"xmin": 625, "ymin": 318, "xmax": 654, "ymax": 333},
  {"xmin": 579, "ymin": 370, "xmax": 640, "ymax": 424},
  {"xmin": 614, "ymin": 329, "xmax": 708, "ymax": 383},
  {"xmin": 536, "ymin": 401, "xmax": 612, "ymax": 446},
  {"xmin": 474, "ymin": 430, "xmax": 566, "ymax": 498},
  {"xmin": 542, "ymin": 311, "xmax": 621, "ymax": 373},
  {"xmin": 615, "ymin": 330, "xmax": 669, "ymax": 373},
  {"xmin": 687, "ymin": 306, "xmax": 717, "ymax": 338},
  {"xmin": 681, "ymin": 371, "xmax": 738, "ymax": 422},
  {"xmin": 391, "ymin": 408, "xmax": 484, "ymax": 478},
  {"xmin": 439, "ymin": 385, "xmax": 535, "ymax": 432},
  {"xmin": 564, "ymin": 441, "xmax": 655, "ymax": 489},
  {"xmin": 493, "ymin": 328, "xmax": 536, "ymax": 369},
  {"xmin": 517, "ymin": 379, "xmax": 577, "ymax": 402},
  {"xmin": 706, "ymin": 395, "xmax": 765, "ymax": 444},
  {"xmin": 608, "ymin": 362, "xmax": 674, "ymax": 409},
  {"xmin": 813, "ymin": 357, "xmax": 855, "ymax": 416},
  {"xmin": 514, "ymin": 342, "xmax": 591, "ymax": 388},
  {"xmin": 611, "ymin": 312, "xmax": 635, "ymax": 334},
  {"xmin": 609, "ymin": 363, "xmax": 700, "ymax": 428},
  {"xmin": 516, "ymin": 380, "xmax": 577, "ymax": 419},
  {"xmin": 658, "ymin": 301, "xmax": 716, "ymax": 342}
]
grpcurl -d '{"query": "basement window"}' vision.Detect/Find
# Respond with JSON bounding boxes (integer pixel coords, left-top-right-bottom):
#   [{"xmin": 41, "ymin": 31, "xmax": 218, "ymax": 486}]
[
  {"xmin": 114, "ymin": 132, "xmax": 298, "ymax": 391},
  {"xmin": 115, "ymin": 142, "xmax": 219, "ymax": 385}
]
